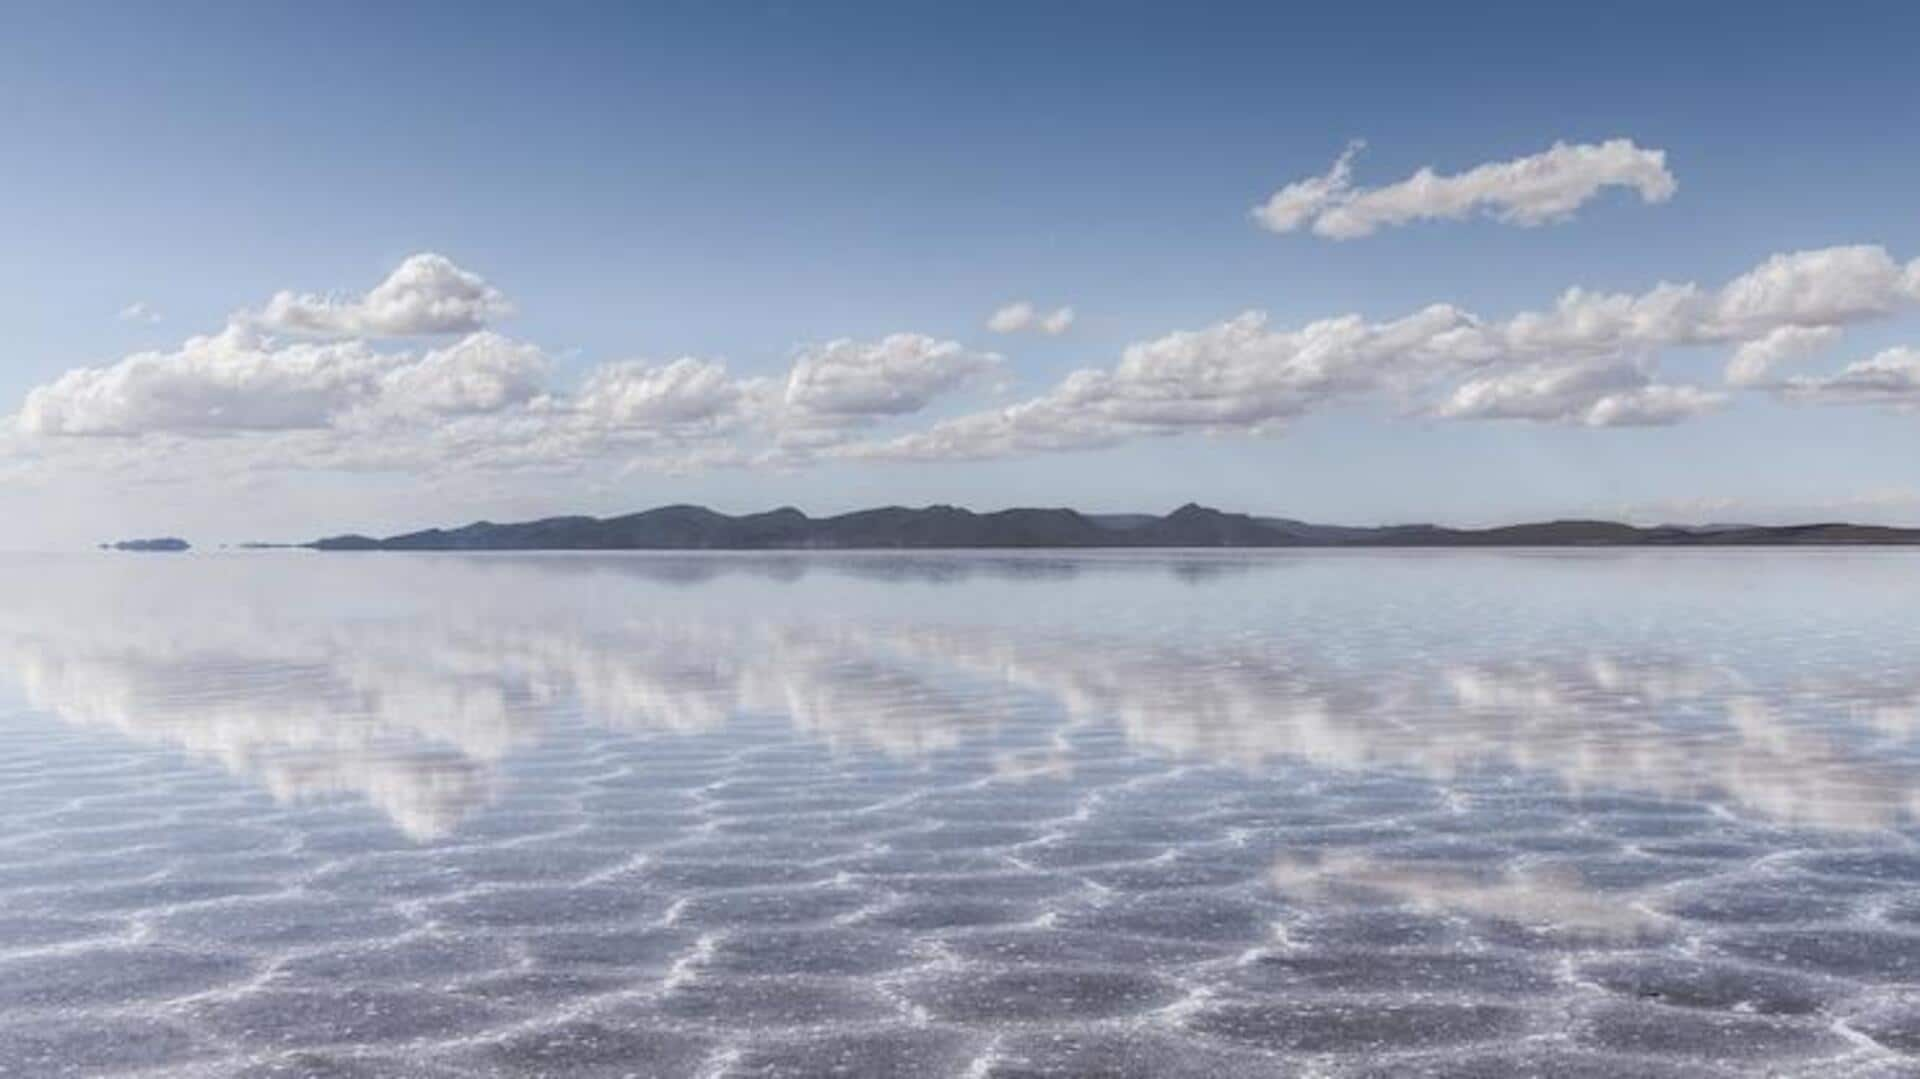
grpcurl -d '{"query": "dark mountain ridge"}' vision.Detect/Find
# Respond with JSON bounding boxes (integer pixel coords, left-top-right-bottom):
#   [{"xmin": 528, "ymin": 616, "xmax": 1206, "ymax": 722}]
[{"xmin": 305, "ymin": 505, "xmax": 1920, "ymax": 551}]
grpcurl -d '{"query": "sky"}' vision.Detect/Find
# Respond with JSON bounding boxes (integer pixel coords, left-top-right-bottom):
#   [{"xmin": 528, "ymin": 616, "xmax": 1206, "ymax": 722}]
[{"xmin": 4, "ymin": 1, "xmax": 1920, "ymax": 546}]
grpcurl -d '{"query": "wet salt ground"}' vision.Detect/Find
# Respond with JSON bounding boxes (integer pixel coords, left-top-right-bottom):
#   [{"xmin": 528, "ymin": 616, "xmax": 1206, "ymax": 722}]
[{"xmin": 0, "ymin": 553, "xmax": 1918, "ymax": 1075}]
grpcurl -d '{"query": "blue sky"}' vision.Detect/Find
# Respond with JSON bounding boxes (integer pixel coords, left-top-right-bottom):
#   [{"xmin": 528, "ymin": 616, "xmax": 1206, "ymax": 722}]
[{"xmin": 4, "ymin": 2, "xmax": 1920, "ymax": 544}]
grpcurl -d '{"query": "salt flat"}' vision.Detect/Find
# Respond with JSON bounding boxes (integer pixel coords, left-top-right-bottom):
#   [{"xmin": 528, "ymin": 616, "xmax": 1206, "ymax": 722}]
[{"xmin": 0, "ymin": 550, "xmax": 1917, "ymax": 1076}]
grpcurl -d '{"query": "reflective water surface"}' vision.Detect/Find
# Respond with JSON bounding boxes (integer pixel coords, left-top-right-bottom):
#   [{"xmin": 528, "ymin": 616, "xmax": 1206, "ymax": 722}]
[{"xmin": 2, "ymin": 550, "xmax": 1919, "ymax": 1076}]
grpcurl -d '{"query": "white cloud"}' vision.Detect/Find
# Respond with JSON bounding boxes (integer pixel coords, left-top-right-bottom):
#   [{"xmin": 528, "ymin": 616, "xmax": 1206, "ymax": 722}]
[
  {"xmin": 574, "ymin": 357, "xmax": 760, "ymax": 430},
  {"xmin": 842, "ymin": 306, "xmax": 1475, "ymax": 461},
  {"xmin": 1459, "ymin": 246, "xmax": 1917, "ymax": 363},
  {"xmin": 1583, "ymin": 384, "xmax": 1728, "ymax": 427},
  {"xmin": 375, "ymin": 332, "xmax": 551, "ymax": 416},
  {"xmin": 845, "ymin": 244, "xmax": 1920, "ymax": 462},
  {"xmin": 986, "ymin": 302, "xmax": 1034, "ymax": 333},
  {"xmin": 1255, "ymin": 138, "xmax": 1676, "ymax": 239},
  {"xmin": 117, "ymin": 301, "xmax": 162, "ymax": 325},
  {"xmin": 21, "ymin": 324, "xmax": 397, "ymax": 436},
  {"xmin": 12, "ymin": 310, "xmax": 996, "ymax": 482},
  {"xmin": 783, "ymin": 334, "xmax": 998, "ymax": 423},
  {"xmin": 1712, "ymin": 246, "xmax": 1914, "ymax": 332},
  {"xmin": 1250, "ymin": 139, "xmax": 1364, "ymax": 234},
  {"xmin": 251, "ymin": 253, "xmax": 512, "ymax": 337},
  {"xmin": 986, "ymin": 301, "xmax": 1075, "ymax": 335},
  {"xmin": 832, "ymin": 391, "xmax": 1128, "ymax": 463},
  {"xmin": 1778, "ymin": 347, "xmax": 1920, "ymax": 408},
  {"xmin": 18, "ymin": 242, "xmax": 1920, "ymax": 486},
  {"xmin": 20, "ymin": 325, "xmax": 554, "ymax": 438},
  {"xmin": 1435, "ymin": 361, "xmax": 1724, "ymax": 427},
  {"xmin": 1725, "ymin": 325, "xmax": 1841, "ymax": 387}
]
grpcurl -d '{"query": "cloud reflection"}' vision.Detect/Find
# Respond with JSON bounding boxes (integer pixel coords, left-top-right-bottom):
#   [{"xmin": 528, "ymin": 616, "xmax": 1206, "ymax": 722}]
[{"xmin": 0, "ymin": 554, "xmax": 1915, "ymax": 837}]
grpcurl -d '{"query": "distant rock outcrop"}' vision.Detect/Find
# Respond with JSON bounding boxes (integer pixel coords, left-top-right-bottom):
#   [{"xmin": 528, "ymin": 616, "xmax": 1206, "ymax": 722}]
[
  {"xmin": 102, "ymin": 537, "xmax": 191, "ymax": 552},
  {"xmin": 299, "ymin": 506, "xmax": 1920, "ymax": 551}
]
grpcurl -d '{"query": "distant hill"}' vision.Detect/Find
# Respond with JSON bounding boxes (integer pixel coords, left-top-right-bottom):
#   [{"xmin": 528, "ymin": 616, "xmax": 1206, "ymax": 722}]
[
  {"xmin": 102, "ymin": 537, "xmax": 191, "ymax": 552},
  {"xmin": 301, "ymin": 505, "xmax": 1920, "ymax": 551}
]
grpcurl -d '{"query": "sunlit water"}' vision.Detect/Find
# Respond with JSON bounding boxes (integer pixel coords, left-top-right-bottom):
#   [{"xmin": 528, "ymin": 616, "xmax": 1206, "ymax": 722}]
[{"xmin": 2, "ymin": 550, "xmax": 1919, "ymax": 1077}]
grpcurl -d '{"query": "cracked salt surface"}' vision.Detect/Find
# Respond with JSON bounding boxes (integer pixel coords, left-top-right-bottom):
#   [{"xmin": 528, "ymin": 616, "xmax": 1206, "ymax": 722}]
[{"xmin": 0, "ymin": 549, "xmax": 1918, "ymax": 1076}]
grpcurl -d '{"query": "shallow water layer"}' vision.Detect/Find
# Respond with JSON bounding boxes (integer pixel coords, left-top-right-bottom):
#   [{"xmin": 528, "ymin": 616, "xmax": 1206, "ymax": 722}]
[{"xmin": 1, "ymin": 549, "xmax": 1918, "ymax": 1076}]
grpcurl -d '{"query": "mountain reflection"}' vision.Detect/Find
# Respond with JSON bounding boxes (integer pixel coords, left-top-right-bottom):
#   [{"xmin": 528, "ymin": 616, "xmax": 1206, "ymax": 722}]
[{"xmin": 0, "ymin": 553, "xmax": 1915, "ymax": 837}]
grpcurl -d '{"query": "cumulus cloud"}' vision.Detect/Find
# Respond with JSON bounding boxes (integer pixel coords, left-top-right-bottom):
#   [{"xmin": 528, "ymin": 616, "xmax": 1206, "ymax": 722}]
[
  {"xmin": 117, "ymin": 301, "xmax": 162, "ymax": 324},
  {"xmin": 251, "ymin": 253, "xmax": 512, "ymax": 337},
  {"xmin": 783, "ymin": 334, "xmax": 998, "ymax": 423},
  {"xmin": 18, "ymin": 242, "xmax": 1920, "ymax": 485},
  {"xmin": 832, "ymin": 391, "xmax": 1128, "ymax": 463},
  {"xmin": 375, "ymin": 332, "xmax": 551, "ymax": 416},
  {"xmin": 20, "ymin": 325, "xmax": 555, "ymax": 438},
  {"xmin": 575, "ymin": 357, "xmax": 761, "ymax": 430},
  {"xmin": 1712, "ymin": 246, "xmax": 1916, "ymax": 331},
  {"xmin": 1702, "ymin": 254, "xmax": 1920, "ymax": 408},
  {"xmin": 1777, "ymin": 347, "xmax": 1920, "ymax": 408},
  {"xmin": 21, "ymin": 324, "xmax": 397, "ymax": 436},
  {"xmin": 1254, "ymin": 138, "xmax": 1676, "ymax": 239},
  {"xmin": 986, "ymin": 301, "xmax": 1075, "ymax": 335},
  {"xmin": 1583, "ymin": 384, "xmax": 1729, "ymax": 427},
  {"xmin": 1463, "ymin": 246, "xmax": 1916, "ymax": 367},
  {"xmin": 14, "ymin": 292, "xmax": 994, "ymax": 479},
  {"xmin": 841, "ymin": 306, "xmax": 1477, "ymax": 461},
  {"xmin": 845, "ymin": 244, "xmax": 1920, "ymax": 462},
  {"xmin": 986, "ymin": 303, "xmax": 1033, "ymax": 334},
  {"xmin": 1725, "ymin": 325, "xmax": 1842, "ymax": 387},
  {"xmin": 1434, "ymin": 361, "xmax": 1724, "ymax": 427}
]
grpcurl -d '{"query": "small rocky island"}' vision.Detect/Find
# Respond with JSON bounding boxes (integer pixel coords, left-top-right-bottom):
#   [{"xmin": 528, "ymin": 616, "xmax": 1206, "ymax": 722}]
[{"xmin": 101, "ymin": 537, "xmax": 191, "ymax": 552}]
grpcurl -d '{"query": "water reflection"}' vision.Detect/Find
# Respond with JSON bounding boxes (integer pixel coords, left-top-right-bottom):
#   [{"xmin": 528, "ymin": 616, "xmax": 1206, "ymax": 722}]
[
  {"xmin": 1271, "ymin": 851, "xmax": 1664, "ymax": 938},
  {"xmin": 0, "ymin": 552, "xmax": 1917, "ymax": 837}
]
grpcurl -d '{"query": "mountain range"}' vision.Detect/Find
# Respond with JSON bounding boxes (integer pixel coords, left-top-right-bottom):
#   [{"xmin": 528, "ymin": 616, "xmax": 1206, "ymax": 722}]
[{"xmin": 303, "ymin": 504, "xmax": 1920, "ymax": 550}]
